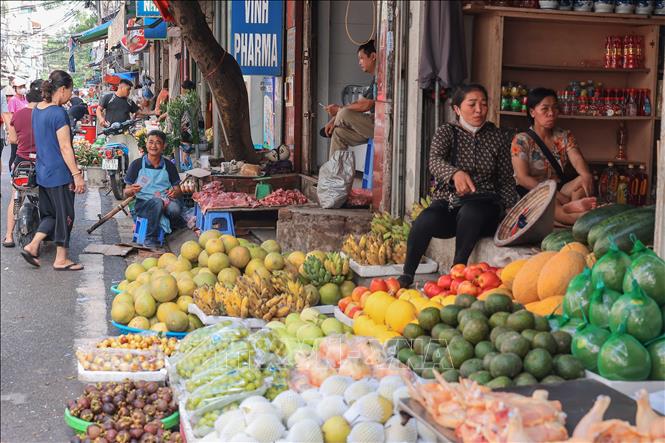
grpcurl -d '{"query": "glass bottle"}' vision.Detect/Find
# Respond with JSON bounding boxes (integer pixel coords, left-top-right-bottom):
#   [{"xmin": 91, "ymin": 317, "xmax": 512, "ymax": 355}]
[
  {"xmin": 616, "ymin": 176, "xmax": 628, "ymax": 205},
  {"xmin": 606, "ymin": 162, "xmax": 619, "ymax": 203},
  {"xmin": 627, "ymin": 164, "xmax": 639, "ymax": 205},
  {"xmin": 637, "ymin": 164, "xmax": 649, "ymax": 206},
  {"xmin": 626, "ymin": 88, "xmax": 638, "ymax": 116},
  {"xmin": 643, "ymin": 89, "xmax": 652, "ymax": 116},
  {"xmin": 598, "ymin": 164, "xmax": 609, "ymax": 203}
]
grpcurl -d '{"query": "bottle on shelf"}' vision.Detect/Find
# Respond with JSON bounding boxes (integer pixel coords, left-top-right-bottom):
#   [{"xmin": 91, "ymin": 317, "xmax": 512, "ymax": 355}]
[
  {"xmin": 637, "ymin": 164, "xmax": 648, "ymax": 206},
  {"xmin": 626, "ymin": 88, "xmax": 638, "ymax": 117},
  {"xmin": 626, "ymin": 164, "xmax": 639, "ymax": 205},
  {"xmin": 616, "ymin": 175, "xmax": 628, "ymax": 204},
  {"xmin": 598, "ymin": 166, "xmax": 609, "ymax": 203},
  {"xmin": 642, "ymin": 89, "xmax": 652, "ymax": 116},
  {"xmin": 616, "ymin": 122, "xmax": 627, "ymax": 161},
  {"xmin": 605, "ymin": 162, "xmax": 619, "ymax": 203}
]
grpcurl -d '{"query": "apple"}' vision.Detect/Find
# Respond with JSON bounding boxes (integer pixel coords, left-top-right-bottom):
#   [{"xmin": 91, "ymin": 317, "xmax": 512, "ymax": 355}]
[
  {"xmin": 463, "ymin": 266, "xmax": 483, "ymax": 282},
  {"xmin": 351, "ymin": 286, "xmax": 368, "ymax": 302},
  {"xmin": 423, "ymin": 281, "xmax": 444, "ymax": 298},
  {"xmin": 369, "ymin": 278, "xmax": 388, "ymax": 293},
  {"xmin": 476, "ymin": 262, "xmax": 491, "ymax": 272},
  {"xmin": 338, "ymin": 296, "xmax": 353, "ymax": 312},
  {"xmin": 450, "ymin": 277, "xmax": 465, "ymax": 294},
  {"xmin": 476, "ymin": 271, "xmax": 501, "ymax": 290},
  {"xmin": 450, "ymin": 264, "xmax": 466, "ymax": 279},
  {"xmin": 437, "ymin": 274, "xmax": 452, "ymax": 290},
  {"xmin": 385, "ymin": 277, "xmax": 401, "ymax": 295},
  {"xmin": 349, "ymin": 307, "xmax": 363, "ymax": 319},
  {"xmin": 344, "ymin": 301, "xmax": 359, "ymax": 317},
  {"xmin": 457, "ymin": 280, "xmax": 480, "ymax": 296}
]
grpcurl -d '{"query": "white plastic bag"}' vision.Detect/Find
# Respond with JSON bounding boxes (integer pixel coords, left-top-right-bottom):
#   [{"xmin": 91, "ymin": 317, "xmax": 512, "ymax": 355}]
[{"xmin": 317, "ymin": 150, "xmax": 355, "ymax": 209}]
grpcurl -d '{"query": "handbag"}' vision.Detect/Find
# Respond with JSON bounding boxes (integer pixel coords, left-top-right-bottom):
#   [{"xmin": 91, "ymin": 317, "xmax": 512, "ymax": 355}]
[
  {"xmin": 526, "ymin": 129, "xmax": 577, "ymax": 188},
  {"xmin": 447, "ymin": 125, "xmax": 500, "ymax": 207}
]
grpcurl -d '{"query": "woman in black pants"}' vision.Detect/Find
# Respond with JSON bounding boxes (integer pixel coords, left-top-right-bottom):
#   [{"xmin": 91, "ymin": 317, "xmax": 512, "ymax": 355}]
[{"xmin": 398, "ymin": 84, "xmax": 517, "ymax": 288}]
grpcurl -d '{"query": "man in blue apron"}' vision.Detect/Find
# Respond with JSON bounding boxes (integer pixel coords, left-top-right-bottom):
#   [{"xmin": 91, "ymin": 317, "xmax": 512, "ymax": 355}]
[{"xmin": 124, "ymin": 130, "xmax": 183, "ymax": 248}]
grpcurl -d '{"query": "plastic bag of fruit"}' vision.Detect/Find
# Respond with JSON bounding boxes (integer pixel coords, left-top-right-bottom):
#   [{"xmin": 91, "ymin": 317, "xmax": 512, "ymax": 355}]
[
  {"xmin": 185, "ymin": 366, "xmax": 267, "ymax": 419},
  {"xmin": 246, "ymin": 328, "xmax": 288, "ymax": 364},
  {"xmin": 191, "ymin": 400, "xmax": 240, "ymax": 438},
  {"xmin": 76, "ymin": 346, "xmax": 165, "ymax": 372},
  {"xmin": 175, "ymin": 320, "xmax": 244, "ymax": 356}
]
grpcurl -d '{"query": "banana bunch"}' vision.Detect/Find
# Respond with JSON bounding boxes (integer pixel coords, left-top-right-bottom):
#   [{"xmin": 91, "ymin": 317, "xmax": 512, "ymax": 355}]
[
  {"xmin": 322, "ymin": 252, "xmax": 350, "ymax": 285},
  {"xmin": 409, "ymin": 195, "xmax": 432, "ymax": 221},
  {"xmin": 392, "ymin": 240, "xmax": 407, "ymax": 264},
  {"xmin": 271, "ymin": 271, "xmax": 309, "ymax": 313},
  {"xmin": 301, "ymin": 255, "xmax": 332, "ymax": 287},
  {"xmin": 370, "ymin": 212, "xmax": 411, "ymax": 242},
  {"xmin": 193, "ymin": 285, "xmax": 225, "ymax": 316},
  {"xmin": 342, "ymin": 233, "xmax": 408, "ymax": 265}
]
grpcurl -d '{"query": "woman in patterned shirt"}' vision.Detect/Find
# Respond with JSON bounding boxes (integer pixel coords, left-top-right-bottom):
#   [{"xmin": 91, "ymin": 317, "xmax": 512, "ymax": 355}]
[
  {"xmin": 397, "ymin": 84, "xmax": 517, "ymax": 288},
  {"xmin": 511, "ymin": 88, "xmax": 596, "ymax": 226}
]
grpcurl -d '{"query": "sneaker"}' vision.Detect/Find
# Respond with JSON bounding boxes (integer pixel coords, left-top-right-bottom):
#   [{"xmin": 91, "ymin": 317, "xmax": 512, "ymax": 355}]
[{"xmin": 397, "ymin": 274, "xmax": 414, "ymax": 289}]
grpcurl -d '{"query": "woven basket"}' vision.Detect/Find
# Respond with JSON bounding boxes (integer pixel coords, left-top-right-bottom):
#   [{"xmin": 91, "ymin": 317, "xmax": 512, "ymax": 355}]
[{"xmin": 494, "ymin": 180, "xmax": 557, "ymax": 247}]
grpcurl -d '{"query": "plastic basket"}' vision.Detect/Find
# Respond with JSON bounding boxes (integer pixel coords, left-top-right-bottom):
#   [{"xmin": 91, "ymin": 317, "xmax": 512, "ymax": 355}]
[
  {"xmin": 110, "ymin": 285, "xmax": 121, "ymax": 295},
  {"xmin": 111, "ymin": 321, "xmax": 188, "ymax": 339},
  {"xmin": 64, "ymin": 408, "xmax": 179, "ymax": 433}
]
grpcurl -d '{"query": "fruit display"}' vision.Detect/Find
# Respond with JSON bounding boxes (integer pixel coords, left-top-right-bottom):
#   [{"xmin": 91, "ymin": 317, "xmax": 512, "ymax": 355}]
[
  {"xmin": 71, "ymin": 421, "xmax": 181, "ymax": 443},
  {"xmin": 300, "ymin": 251, "xmax": 351, "ymax": 287},
  {"xmin": 341, "ymin": 212, "xmax": 411, "ymax": 265},
  {"xmin": 76, "ymin": 347, "xmax": 165, "ymax": 372},
  {"xmin": 265, "ymin": 307, "xmax": 352, "ymax": 359},
  {"xmin": 95, "ymin": 334, "xmax": 178, "ymax": 356},
  {"xmin": 387, "ymin": 293, "xmax": 584, "ymax": 387},
  {"xmin": 196, "ymin": 373, "xmax": 433, "ymax": 443},
  {"xmin": 424, "ymin": 262, "xmax": 503, "ymax": 299},
  {"xmin": 563, "ymin": 239, "xmax": 664, "ymax": 381},
  {"xmin": 409, "ymin": 195, "xmax": 432, "ymax": 220},
  {"xmin": 66, "ymin": 381, "xmax": 178, "ymax": 431}
]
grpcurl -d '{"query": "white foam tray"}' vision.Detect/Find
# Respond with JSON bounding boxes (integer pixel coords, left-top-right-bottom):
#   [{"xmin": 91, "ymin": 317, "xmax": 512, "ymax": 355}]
[
  {"xmin": 77, "ymin": 362, "xmax": 167, "ymax": 382},
  {"xmin": 347, "ymin": 256, "xmax": 438, "ymax": 277},
  {"xmin": 334, "ymin": 307, "xmax": 354, "ymax": 327},
  {"xmin": 584, "ymin": 370, "xmax": 665, "ymax": 399},
  {"xmin": 187, "ymin": 304, "xmax": 267, "ymax": 329}
]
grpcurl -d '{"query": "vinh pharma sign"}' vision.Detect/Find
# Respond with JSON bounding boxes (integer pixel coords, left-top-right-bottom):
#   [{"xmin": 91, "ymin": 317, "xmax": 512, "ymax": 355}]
[{"xmin": 231, "ymin": 0, "xmax": 283, "ymax": 76}]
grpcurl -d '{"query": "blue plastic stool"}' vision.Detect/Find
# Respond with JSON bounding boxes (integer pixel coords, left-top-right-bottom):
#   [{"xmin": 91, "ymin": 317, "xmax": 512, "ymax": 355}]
[
  {"xmin": 194, "ymin": 203, "xmax": 203, "ymax": 229},
  {"xmin": 133, "ymin": 217, "xmax": 165, "ymax": 245},
  {"xmin": 201, "ymin": 210, "xmax": 235, "ymax": 235},
  {"xmin": 362, "ymin": 138, "xmax": 374, "ymax": 190}
]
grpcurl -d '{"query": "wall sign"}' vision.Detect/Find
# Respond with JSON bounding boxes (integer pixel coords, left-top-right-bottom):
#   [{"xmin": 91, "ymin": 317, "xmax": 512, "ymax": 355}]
[
  {"xmin": 136, "ymin": 0, "xmax": 161, "ymax": 17},
  {"xmin": 144, "ymin": 17, "xmax": 167, "ymax": 39},
  {"xmin": 231, "ymin": 0, "xmax": 283, "ymax": 76},
  {"xmin": 121, "ymin": 18, "xmax": 149, "ymax": 53}
]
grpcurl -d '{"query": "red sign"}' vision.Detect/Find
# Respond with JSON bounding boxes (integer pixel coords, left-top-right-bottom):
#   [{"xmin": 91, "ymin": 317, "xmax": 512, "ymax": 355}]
[{"xmin": 121, "ymin": 18, "xmax": 148, "ymax": 53}]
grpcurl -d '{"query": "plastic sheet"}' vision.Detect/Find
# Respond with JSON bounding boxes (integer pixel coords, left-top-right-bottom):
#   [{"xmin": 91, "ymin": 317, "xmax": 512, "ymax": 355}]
[{"xmin": 317, "ymin": 150, "xmax": 355, "ymax": 209}]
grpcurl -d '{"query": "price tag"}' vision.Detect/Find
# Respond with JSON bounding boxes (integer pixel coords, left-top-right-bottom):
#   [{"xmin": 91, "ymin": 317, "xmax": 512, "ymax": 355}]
[{"xmin": 101, "ymin": 158, "xmax": 119, "ymax": 170}]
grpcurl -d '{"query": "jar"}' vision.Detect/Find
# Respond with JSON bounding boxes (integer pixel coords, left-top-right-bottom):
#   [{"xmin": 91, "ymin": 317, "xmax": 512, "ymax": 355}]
[
  {"xmin": 539, "ymin": 0, "xmax": 560, "ymax": 8},
  {"xmin": 615, "ymin": 0, "xmax": 636, "ymax": 13},
  {"xmin": 635, "ymin": 0, "xmax": 653, "ymax": 13},
  {"xmin": 574, "ymin": 0, "xmax": 594, "ymax": 10},
  {"xmin": 594, "ymin": 0, "xmax": 616, "ymax": 12},
  {"xmin": 559, "ymin": 0, "xmax": 574, "ymax": 8}
]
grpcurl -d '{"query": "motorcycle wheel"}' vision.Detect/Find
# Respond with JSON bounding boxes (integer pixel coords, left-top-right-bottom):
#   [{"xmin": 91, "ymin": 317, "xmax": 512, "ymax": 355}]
[{"xmin": 109, "ymin": 172, "xmax": 125, "ymax": 200}]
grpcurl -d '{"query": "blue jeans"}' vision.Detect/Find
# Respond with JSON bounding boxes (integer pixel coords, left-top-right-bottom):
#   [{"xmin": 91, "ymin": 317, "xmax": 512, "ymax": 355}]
[{"xmin": 134, "ymin": 197, "xmax": 183, "ymax": 242}]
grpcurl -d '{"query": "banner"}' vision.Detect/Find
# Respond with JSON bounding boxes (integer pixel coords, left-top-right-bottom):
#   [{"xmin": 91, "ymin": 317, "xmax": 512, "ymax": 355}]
[
  {"xmin": 231, "ymin": 0, "xmax": 283, "ymax": 76},
  {"xmin": 135, "ymin": 0, "xmax": 161, "ymax": 17},
  {"xmin": 107, "ymin": 6, "xmax": 126, "ymax": 49},
  {"xmin": 144, "ymin": 17, "xmax": 167, "ymax": 39}
]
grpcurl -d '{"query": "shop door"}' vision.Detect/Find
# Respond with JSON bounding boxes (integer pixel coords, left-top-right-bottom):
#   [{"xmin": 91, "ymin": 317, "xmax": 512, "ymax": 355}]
[
  {"xmin": 262, "ymin": 77, "xmax": 276, "ymax": 150},
  {"xmin": 301, "ymin": 0, "xmax": 314, "ymax": 175}
]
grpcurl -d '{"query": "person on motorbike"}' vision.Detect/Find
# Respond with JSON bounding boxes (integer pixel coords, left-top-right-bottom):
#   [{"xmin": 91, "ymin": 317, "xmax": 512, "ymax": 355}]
[
  {"xmin": 96, "ymin": 79, "xmax": 139, "ymax": 128},
  {"xmin": 3, "ymin": 79, "xmax": 43, "ymax": 248},
  {"xmin": 123, "ymin": 129, "xmax": 183, "ymax": 249},
  {"xmin": 20, "ymin": 70, "xmax": 86, "ymax": 271}
]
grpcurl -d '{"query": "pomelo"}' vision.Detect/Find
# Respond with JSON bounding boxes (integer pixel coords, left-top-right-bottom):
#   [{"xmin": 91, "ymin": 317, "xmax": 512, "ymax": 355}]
[
  {"xmin": 207, "ymin": 252, "xmax": 230, "ymax": 274},
  {"xmin": 249, "ymin": 247, "xmax": 268, "ymax": 261},
  {"xmin": 151, "ymin": 322, "xmax": 168, "ymax": 332},
  {"xmin": 198, "ymin": 229, "xmax": 221, "ymax": 248},
  {"xmin": 141, "ymin": 257, "xmax": 158, "ymax": 270},
  {"xmin": 135, "ymin": 293, "xmax": 157, "ymax": 318},
  {"xmin": 287, "ymin": 251, "xmax": 306, "ymax": 268},
  {"xmin": 165, "ymin": 310, "xmax": 189, "ymax": 332},
  {"xmin": 264, "ymin": 252, "xmax": 285, "ymax": 271},
  {"xmin": 125, "ymin": 263, "xmax": 146, "ymax": 282},
  {"xmin": 177, "ymin": 278, "xmax": 197, "ymax": 297},
  {"xmin": 151, "ymin": 275, "xmax": 178, "ymax": 302},
  {"xmin": 128, "ymin": 316, "xmax": 150, "ymax": 330},
  {"xmin": 261, "ymin": 239, "xmax": 281, "ymax": 254},
  {"xmin": 136, "ymin": 272, "xmax": 151, "ymax": 285},
  {"xmin": 168, "ymin": 257, "xmax": 192, "ymax": 272},
  {"xmin": 156, "ymin": 302, "xmax": 179, "ymax": 323},
  {"xmin": 131, "ymin": 284, "xmax": 152, "ymax": 302},
  {"xmin": 218, "ymin": 267, "xmax": 241, "ymax": 285},
  {"xmin": 244, "ymin": 258, "xmax": 266, "ymax": 277},
  {"xmin": 176, "ymin": 295, "xmax": 193, "ymax": 312},
  {"xmin": 113, "ymin": 292, "xmax": 134, "ymax": 307},
  {"xmin": 180, "ymin": 240, "xmax": 202, "ymax": 262},
  {"xmin": 205, "ymin": 238, "xmax": 225, "ymax": 255},
  {"xmin": 319, "ymin": 283, "xmax": 342, "ymax": 306},
  {"xmin": 193, "ymin": 272, "xmax": 217, "ymax": 287},
  {"xmin": 221, "ymin": 235, "xmax": 240, "ymax": 252},
  {"xmin": 111, "ymin": 302, "xmax": 135, "ymax": 324},
  {"xmin": 340, "ymin": 280, "xmax": 356, "ymax": 297},
  {"xmin": 157, "ymin": 252, "xmax": 177, "ymax": 269},
  {"xmin": 229, "ymin": 246, "xmax": 251, "ymax": 269},
  {"xmin": 197, "ymin": 250, "xmax": 209, "ymax": 267}
]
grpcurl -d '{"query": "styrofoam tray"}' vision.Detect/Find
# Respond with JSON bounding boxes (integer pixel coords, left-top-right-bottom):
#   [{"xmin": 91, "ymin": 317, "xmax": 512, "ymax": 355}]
[
  {"xmin": 188, "ymin": 304, "xmax": 267, "ymax": 328},
  {"xmin": 314, "ymin": 305, "xmax": 335, "ymax": 315},
  {"xmin": 348, "ymin": 256, "xmax": 438, "ymax": 277},
  {"xmin": 584, "ymin": 370, "xmax": 665, "ymax": 398},
  {"xmin": 77, "ymin": 361, "xmax": 167, "ymax": 382},
  {"xmin": 334, "ymin": 307, "xmax": 354, "ymax": 327},
  {"xmin": 179, "ymin": 399, "xmax": 199, "ymax": 443}
]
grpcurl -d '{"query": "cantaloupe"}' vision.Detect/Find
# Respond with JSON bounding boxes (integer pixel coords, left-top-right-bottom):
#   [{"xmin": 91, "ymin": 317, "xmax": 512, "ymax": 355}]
[
  {"xmin": 560, "ymin": 241, "xmax": 590, "ymax": 256},
  {"xmin": 537, "ymin": 250, "xmax": 586, "ymax": 300},
  {"xmin": 498, "ymin": 259, "xmax": 528, "ymax": 290},
  {"xmin": 512, "ymin": 251, "xmax": 557, "ymax": 304},
  {"xmin": 526, "ymin": 295, "xmax": 564, "ymax": 316}
]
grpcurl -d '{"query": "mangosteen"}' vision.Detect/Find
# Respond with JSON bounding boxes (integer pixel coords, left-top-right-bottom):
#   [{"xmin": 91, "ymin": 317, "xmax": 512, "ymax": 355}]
[
  {"xmin": 147, "ymin": 393, "xmax": 158, "ymax": 404},
  {"xmin": 113, "ymin": 393, "xmax": 126, "ymax": 405},
  {"xmin": 101, "ymin": 420, "xmax": 115, "ymax": 431},
  {"xmin": 143, "ymin": 422, "xmax": 159, "ymax": 435},
  {"xmin": 115, "ymin": 430, "xmax": 130, "ymax": 443},
  {"xmin": 84, "ymin": 385, "xmax": 97, "ymax": 395},
  {"xmin": 86, "ymin": 425, "xmax": 102, "ymax": 439},
  {"xmin": 139, "ymin": 434, "xmax": 157, "ymax": 443},
  {"xmin": 143, "ymin": 404, "xmax": 156, "ymax": 417},
  {"xmin": 132, "ymin": 399, "xmax": 145, "ymax": 410},
  {"xmin": 131, "ymin": 410, "xmax": 146, "ymax": 426},
  {"xmin": 145, "ymin": 382, "xmax": 158, "ymax": 395},
  {"xmin": 129, "ymin": 425, "xmax": 144, "ymax": 439},
  {"xmin": 126, "ymin": 391, "xmax": 137, "ymax": 403},
  {"xmin": 105, "ymin": 429, "xmax": 118, "ymax": 441},
  {"xmin": 93, "ymin": 438, "xmax": 109, "ymax": 443},
  {"xmin": 90, "ymin": 398, "xmax": 102, "ymax": 413},
  {"xmin": 102, "ymin": 402, "xmax": 116, "ymax": 415},
  {"xmin": 77, "ymin": 397, "xmax": 91, "ymax": 410},
  {"xmin": 135, "ymin": 381, "xmax": 146, "ymax": 390},
  {"xmin": 101, "ymin": 394, "xmax": 113, "ymax": 403},
  {"xmin": 117, "ymin": 406, "xmax": 130, "ymax": 417},
  {"xmin": 80, "ymin": 409, "xmax": 94, "ymax": 422},
  {"xmin": 70, "ymin": 436, "xmax": 83, "ymax": 443},
  {"xmin": 135, "ymin": 389, "xmax": 145, "ymax": 399}
]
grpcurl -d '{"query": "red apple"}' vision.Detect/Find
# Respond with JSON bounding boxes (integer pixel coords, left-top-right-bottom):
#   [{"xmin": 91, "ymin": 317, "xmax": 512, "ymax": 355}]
[
  {"xmin": 437, "ymin": 274, "xmax": 452, "ymax": 290},
  {"xmin": 385, "ymin": 277, "xmax": 401, "ymax": 295},
  {"xmin": 450, "ymin": 277, "xmax": 465, "ymax": 294},
  {"xmin": 450, "ymin": 264, "xmax": 466, "ymax": 279},
  {"xmin": 476, "ymin": 271, "xmax": 502, "ymax": 290},
  {"xmin": 344, "ymin": 301, "xmax": 359, "ymax": 317},
  {"xmin": 339, "ymin": 296, "xmax": 353, "ymax": 312},
  {"xmin": 423, "ymin": 281, "xmax": 443, "ymax": 298},
  {"xmin": 463, "ymin": 266, "xmax": 483, "ymax": 282},
  {"xmin": 476, "ymin": 262, "xmax": 491, "ymax": 272},
  {"xmin": 369, "ymin": 278, "xmax": 388, "ymax": 293},
  {"xmin": 350, "ymin": 307, "xmax": 363, "ymax": 319},
  {"xmin": 457, "ymin": 280, "xmax": 480, "ymax": 296},
  {"xmin": 351, "ymin": 286, "xmax": 368, "ymax": 302}
]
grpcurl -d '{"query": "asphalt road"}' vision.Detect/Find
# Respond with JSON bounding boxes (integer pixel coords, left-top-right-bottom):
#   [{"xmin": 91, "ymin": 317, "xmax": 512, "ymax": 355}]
[{"xmin": 0, "ymin": 149, "xmax": 132, "ymax": 442}]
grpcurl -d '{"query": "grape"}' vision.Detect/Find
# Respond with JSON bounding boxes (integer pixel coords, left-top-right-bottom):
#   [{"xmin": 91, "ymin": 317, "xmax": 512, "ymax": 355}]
[
  {"xmin": 175, "ymin": 326, "xmax": 250, "ymax": 377},
  {"xmin": 185, "ymin": 367, "xmax": 264, "ymax": 410}
]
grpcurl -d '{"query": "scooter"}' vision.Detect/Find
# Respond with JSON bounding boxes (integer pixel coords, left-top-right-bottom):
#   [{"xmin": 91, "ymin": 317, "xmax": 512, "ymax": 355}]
[
  {"xmin": 98, "ymin": 119, "xmax": 142, "ymax": 200},
  {"xmin": 11, "ymin": 156, "xmax": 40, "ymax": 248}
]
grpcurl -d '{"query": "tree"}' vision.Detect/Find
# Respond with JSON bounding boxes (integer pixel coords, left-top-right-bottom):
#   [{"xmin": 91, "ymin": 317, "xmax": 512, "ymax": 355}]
[{"xmin": 167, "ymin": 1, "xmax": 258, "ymax": 162}]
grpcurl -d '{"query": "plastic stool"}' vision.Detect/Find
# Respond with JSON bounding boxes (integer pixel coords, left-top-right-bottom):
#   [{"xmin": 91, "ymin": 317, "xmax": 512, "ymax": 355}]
[
  {"xmin": 133, "ymin": 217, "xmax": 165, "ymax": 245},
  {"xmin": 194, "ymin": 203, "xmax": 203, "ymax": 229},
  {"xmin": 362, "ymin": 138, "xmax": 374, "ymax": 190},
  {"xmin": 201, "ymin": 210, "xmax": 235, "ymax": 235}
]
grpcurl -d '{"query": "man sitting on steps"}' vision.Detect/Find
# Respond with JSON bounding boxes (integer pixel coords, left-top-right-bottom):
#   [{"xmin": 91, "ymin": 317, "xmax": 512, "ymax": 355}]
[
  {"xmin": 123, "ymin": 130, "xmax": 183, "ymax": 248},
  {"xmin": 322, "ymin": 40, "xmax": 377, "ymax": 156}
]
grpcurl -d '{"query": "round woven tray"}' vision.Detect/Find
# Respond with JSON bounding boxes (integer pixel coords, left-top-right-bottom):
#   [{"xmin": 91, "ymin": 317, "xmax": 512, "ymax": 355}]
[{"xmin": 494, "ymin": 180, "xmax": 557, "ymax": 247}]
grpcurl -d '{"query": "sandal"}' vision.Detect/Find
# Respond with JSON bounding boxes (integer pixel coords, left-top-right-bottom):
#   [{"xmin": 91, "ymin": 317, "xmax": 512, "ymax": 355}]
[
  {"xmin": 53, "ymin": 263, "xmax": 84, "ymax": 271},
  {"xmin": 20, "ymin": 249, "xmax": 40, "ymax": 267},
  {"xmin": 2, "ymin": 240, "xmax": 15, "ymax": 248}
]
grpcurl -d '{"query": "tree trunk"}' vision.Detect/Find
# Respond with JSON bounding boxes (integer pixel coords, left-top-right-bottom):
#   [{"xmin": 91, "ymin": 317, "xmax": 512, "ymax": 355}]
[{"xmin": 168, "ymin": 1, "xmax": 259, "ymax": 162}]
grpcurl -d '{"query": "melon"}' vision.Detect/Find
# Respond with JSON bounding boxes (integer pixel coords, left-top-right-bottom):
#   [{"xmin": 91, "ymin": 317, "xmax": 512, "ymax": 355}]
[
  {"xmin": 560, "ymin": 242, "xmax": 590, "ymax": 256},
  {"xmin": 151, "ymin": 275, "xmax": 178, "ymax": 302},
  {"xmin": 537, "ymin": 250, "xmax": 586, "ymax": 300},
  {"xmin": 499, "ymin": 259, "xmax": 528, "ymax": 290},
  {"xmin": 512, "ymin": 251, "xmax": 557, "ymax": 304}
]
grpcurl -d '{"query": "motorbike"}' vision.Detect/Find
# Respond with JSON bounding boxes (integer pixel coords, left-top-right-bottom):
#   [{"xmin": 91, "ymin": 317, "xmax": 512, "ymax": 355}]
[
  {"xmin": 11, "ymin": 156, "xmax": 40, "ymax": 248},
  {"xmin": 98, "ymin": 119, "xmax": 142, "ymax": 200}
]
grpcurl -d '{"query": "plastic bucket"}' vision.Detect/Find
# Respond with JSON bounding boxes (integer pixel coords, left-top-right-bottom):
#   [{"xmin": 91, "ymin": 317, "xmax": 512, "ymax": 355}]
[
  {"xmin": 64, "ymin": 408, "xmax": 179, "ymax": 433},
  {"xmin": 111, "ymin": 321, "xmax": 188, "ymax": 339}
]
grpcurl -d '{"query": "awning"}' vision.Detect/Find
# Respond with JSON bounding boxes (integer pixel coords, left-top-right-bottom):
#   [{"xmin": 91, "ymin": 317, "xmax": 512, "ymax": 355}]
[
  {"xmin": 73, "ymin": 20, "xmax": 112, "ymax": 44},
  {"xmin": 153, "ymin": 0, "xmax": 175, "ymax": 23}
]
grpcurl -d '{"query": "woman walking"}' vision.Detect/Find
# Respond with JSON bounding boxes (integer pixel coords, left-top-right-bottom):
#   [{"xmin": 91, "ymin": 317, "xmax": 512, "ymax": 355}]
[{"xmin": 20, "ymin": 70, "xmax": 86, "ymax": 270}]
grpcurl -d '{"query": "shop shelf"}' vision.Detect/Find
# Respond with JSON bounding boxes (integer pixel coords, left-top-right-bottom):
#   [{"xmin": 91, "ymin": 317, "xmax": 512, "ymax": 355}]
[
  {"xmin": 503, "ymin": 63, "xmax": 650, "ymax": 74},
  {"xmin": 500, "ymin": 111, "xmax": 653, "ymax": 120}
]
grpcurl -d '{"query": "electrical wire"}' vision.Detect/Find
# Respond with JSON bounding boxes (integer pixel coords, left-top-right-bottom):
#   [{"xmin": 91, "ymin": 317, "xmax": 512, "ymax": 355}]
[{"xmin": 345, "ymin": 0, "xmax": 376, "ymax": 46}]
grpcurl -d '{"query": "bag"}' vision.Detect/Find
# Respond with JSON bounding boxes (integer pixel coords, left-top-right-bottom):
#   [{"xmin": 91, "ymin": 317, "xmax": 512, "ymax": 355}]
[
  {"xmin": 526, "ymin": 129, "xmax": 577, "ymax": 187},
  {"xmin": 317, "ymin": 150, "xmax": 355, "ymax": 209}
]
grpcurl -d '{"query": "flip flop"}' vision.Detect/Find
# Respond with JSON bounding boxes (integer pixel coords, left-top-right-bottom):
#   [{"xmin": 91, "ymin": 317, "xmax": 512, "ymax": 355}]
[
  {"xmin": 2, "ymin": 241, "xmax": 15, "ymax": 248},
  {"xmin": 20, "ymin": 249, "xmax": 40, "ymax": 267},
  {"xmin": 54, "ymin": 263, "xmax": 84, "ymax": 271}
]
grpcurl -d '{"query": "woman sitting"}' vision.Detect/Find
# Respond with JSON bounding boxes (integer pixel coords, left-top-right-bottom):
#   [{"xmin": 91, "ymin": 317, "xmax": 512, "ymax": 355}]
[
  {"xmin": 511, "ymin": 88, "xmax": 596, "ymax": 226},
  {"xmin": 397, "ymin": 84, "xmax": 518, "ymax": 288}
]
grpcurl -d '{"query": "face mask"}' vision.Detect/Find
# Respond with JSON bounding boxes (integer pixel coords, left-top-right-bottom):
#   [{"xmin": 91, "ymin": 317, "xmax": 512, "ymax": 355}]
[
  {"xmin": 16, "ymin": 87, "xmax": 26, "ymax": 95},
  {"xmin": 458, "ymin": 115, "xmax": 483, "ymax": 134}
]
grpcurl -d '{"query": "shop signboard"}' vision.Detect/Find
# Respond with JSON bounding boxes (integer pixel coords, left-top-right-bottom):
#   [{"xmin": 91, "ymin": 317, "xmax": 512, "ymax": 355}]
[
  {"xmin": 231, "ymin": 0, "xmax": 283, "ymax": 76},
  {"xmin": 144, "ymin": 17, "xmax": 167, "ymax": 39},
  {"xmin": 135, "ymin": 0, "xmax": 161, "ymax": 17}
]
